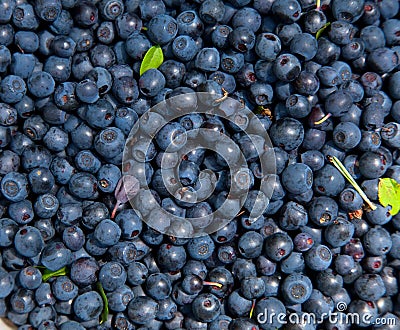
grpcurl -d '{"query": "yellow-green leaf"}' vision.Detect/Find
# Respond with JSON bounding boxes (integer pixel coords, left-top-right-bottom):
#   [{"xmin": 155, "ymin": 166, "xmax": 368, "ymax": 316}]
[
  {"xmin": 97, "ymin": 282, "xmax": 109, "ymax": 324},
  {"xmin": 140, "ymin": 45, "xmax": 164, "ymax": 76},
  {"xmin": 378, "ymin": 178, "xmax": 400, "ymax": 215},
  {"xmin": 41, "ymin": 267, "xmax": 68, "ymax": 282},
  {"xmin": 316, "ymin": 22, "xmax": 331, "ymax": 39}
]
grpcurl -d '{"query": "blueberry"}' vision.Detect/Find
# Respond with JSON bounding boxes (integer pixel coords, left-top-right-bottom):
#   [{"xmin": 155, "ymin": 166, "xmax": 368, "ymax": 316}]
[
  {"xmin": 115, "ymin": 12, "xmax": 142, "ymax": 39},
  {"xmin": 147, "ymin": 14, "xmax": 178, "ymax": 45},
  {"xmin": 67, "ymin": 172, "xmax": 97, "ymax": 199},
  {"xmin": 281, "ymin": 273, "xmax": 313, "ymax": 304},
  {"xmin": 1, "ymin": 172, "xmax": 29, "ymax": 202},
  {"xmin": 27, "ymin": 71, "xmax": 55, "ymax": 98},
  {"xmin": 332, "ymin": 0, "xmax": 365, "ymax": 22},
  {"xmin": 93, "ymin": 219, "xmax": 121, "ymax": 247},
  {"xmin": 34, "ymin": 0, "xmax": 62, "ymax": 22},
  {"xmin": 176, "ymin": 10, "xmax": 203, "ymax": 38},
  {"xmin": 0, "ymin": 75, "xmax": 26, "ymax": 104},
  {"xmin": 313, "ymin": 164, "xmax": 346, "ymax": 197},
  {"xmin": 50, "ymin": 9, "xmax": 73, "ymax": 35},
  {"xmin": 282, "ymin": 163, "xmax": 313, "ymax": 195},
  {"xmin": 272, "ymin": 0, "xmax": 301, "ymax": 23},
  {"xmin": 127, "ymin": 296, "xmax": 158, "ymax": 325},
  {"xmin": 270, "ymin": 117, "xmax": 304, "ymax": 151},
  {"xmin": 199, "ymin": 0, "xmax": 225, "ymax": 25},
  {"xmin": 229, "ymin": 26, "xmax": 255, "ymax": 53},
  {"xmin": 73, "ymin": 291, "xmax": 103, "ymax": 321},
  {"xmin": 364, "ymin": 226, "xmax": 392, "ymax": 256},
  {"xmin": 13, "ymin": 4, "xmax": 40, "ymax": 30},
  {"xmin": 254, "ymin": 297, "xmax": 286, "ymax": 329},
  {"xmin": 304, "ymin": 244, "xmax": 332, "ymax": 271},
  {"xmin": 41, "ymin": 241, "xmax": 72, "ymax": 271},
  {"xmin": 14, "ymin": 226, "xmax": 44, "ymax": 258}
]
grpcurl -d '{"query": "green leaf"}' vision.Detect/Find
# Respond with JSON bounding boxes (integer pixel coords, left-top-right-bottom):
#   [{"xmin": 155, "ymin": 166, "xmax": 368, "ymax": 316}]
[
  {"xmin": 378, "ymin": 178, "xmax": 400, "ymax": 215},
  {"xmin": 41, "ymin": 267, "xmax": 68, "ymax": 282},
  {"xmin": 140, "ymin": 45, "xmax": 164, "ymax": 76},
  {"xmin": 316, "ymin": 22, "xmax": 331, "ymax": 39},
  {"xmin": 97, "ymin": 282, "xmax": 109, "ymax": 324}
]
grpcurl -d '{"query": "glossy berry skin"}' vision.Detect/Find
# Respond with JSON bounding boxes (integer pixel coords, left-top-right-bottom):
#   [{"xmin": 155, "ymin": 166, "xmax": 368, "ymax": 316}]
[
  {"xmin": 282, "ymin": 163, "xmax": 313, "ymax": 195},
  {"xmin": 13, "ymin": 4, "xmax": 39, "ymax": 30},
  {"xmin": 240, "ymin": 276, "xmax": 265, "ymax": 300},
  {"xmin": 139, "ymin": 69, "xmax": 166, "ymax": 97},
  {"xmin": 28, "ymin": 167, "xmax": 55, "ymax": 195},
  {"xmin": 73, "ymin": 291, "xmax": 103, "ymax": 322},
  {"xmin": 172, "ymin": 35, "xmax": 198, "ymax": 62},
  {"xmin": 145, "ymin": 273, "xmax": 172, "ymax": 300},
  {"xmin": 14, "ymin": 226, "xmax": 45, "ymax": 258},
  {"xmin": 272, "ymin": 0, "xmax": 301, "ymax": 23},
  {"xmin": 281, "ymin": 273, "xmax": 312, "ymax": 304},
  {"xmin": 195, "ymin": 47, "xmax": 220, "ymax": 72},
  {"xmin": 62, "ymin": 225, "xmax": 85, "ymax": 251},
  {"xmin": 358, "ymin": 151, "xmax": 388, "ymax": 179},
  {"xmin": 264, "ymin": 232, "xmax": 293, "ymax": 262},
  {"xmin": 0, "ymin": 75, "xmax": 26, "ymax": 104},
  {"xmin": 354, "ymin": 274, "xmax": 386, "ymax": 301},
  {"xmin": 199, "ymin": 0, "xmax": 225, "ymax": 25},
  {"xmin": 192, "ymin": 293, "xmax": 221, "ymax": 323},
  {"xmin": 18, "ymin": 266, "xmax": 42, "ymax": 290},
  {"xmin": 333, "ymin": 122, "xmax": 362, "ymax": 150},
  {"xmin": 147, "ymin": 14, "xmax": 178, "ymax": 45},
  {"xmin": 70, "ymin": 257, "xmax": 99, "ymax": 288},
  {"xmin": 304, "ymin": 244, "xmax": 332, "ymax": 271},
  {"xmin": 308, "ymin": 196, "xmax": 338, "ymax": 227},
  {"xmin": 176, "ymin": 10, "xmax": 203, "ymax": 38},
  {"xmin": 332, "ymin": 0, "xmax": 365, "ymax": 23},
  {"xmin": 313, "ymin": 164, "xmax": 346, "ymax": 197},
  {"xmin": 157, "ymin": 244, "xmax": 186, "ymax": 272},
  {"xmin": 52, "ymin": 275, "xmax": 78, "ymax": 302},
  {"xmin": 112, "ymin": 76, "xmax": 139, "ymax": 105},
  {"xmin": 127, "ymin": 296, "xmax": 158, "ymax": 325},
  {"xmin": 94, "ymin": 127, "xmax": 125, "ymax": 159},
  {"xmin": 1, "ymin": 172, "xmax": 29, "ymax": 202},
  {"xmin": 10, "ymin": 288, "xmax": 35, "ymax": 314},
  {"xmin": 229, "ymin": 27, "xmax": 255, "ymax": 53},
  {"xmin": 363, "ymin": 226, "xmax": 392, "ymax": 256},
  {"xmin": 107, "ymin": 285, "xmax": 133, "ymax": 313},
  {"xmin": 187, "ymin": 235, "xmax": 215, "ymax": 261},
  {"xmin": 75, "ymin": 79, "xmax": 99, "ymax": 104},
  {"xmin": 68, "ymin": 172, "xmax": 98, "ymax": 199},
  {"xmin": 41, "ymin": 242, "xmax": 72, "ymax": 271},
  {"xmin": 99, "ymin": 261, "xmax": 126, "ymax": 291},
  {"xmin": 94, "ymin": 219, "xmax": 121, "ymax": 247},
  {"xmin": 237, "ymin": 231, "xmax": 264, "ymax": 259},
  {"xmin": 270, "ymin": 117, "xmax": 304, "ymax": 151}
]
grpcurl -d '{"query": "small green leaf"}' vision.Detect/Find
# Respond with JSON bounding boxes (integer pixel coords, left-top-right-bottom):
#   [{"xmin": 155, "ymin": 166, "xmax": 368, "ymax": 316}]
[
  {"xmin": 41, "ymin": 267, "xmax": 68, "ymax": 282},
  {"xmin": 378, "ymin": 178, "xmax": 400, "ymax": 215},
  {"xmin": 97, "ymin": 282, "xmax": 109, "ymax": 324},
  {"xmin": 316, "ymin": 22, "xmax": 331, "ymax": 39},
  {"xmin": 140, "ymin": 45, "xmax": 164, "ymax": 76}
]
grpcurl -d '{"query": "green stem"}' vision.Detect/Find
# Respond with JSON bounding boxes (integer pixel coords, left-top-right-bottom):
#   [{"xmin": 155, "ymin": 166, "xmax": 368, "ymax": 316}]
[
  {"xmin": 328, "ymin": 156, "xmax": 377, "ymax": 210},
  {"xmin": 97, "ymin": 282, "xmax": 109, "ymax": 324}
]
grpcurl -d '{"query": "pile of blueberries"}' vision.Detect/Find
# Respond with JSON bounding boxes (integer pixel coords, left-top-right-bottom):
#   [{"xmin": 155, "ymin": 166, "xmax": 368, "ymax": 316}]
[{"xmin": 0, "ymin": 0, "xmax": 400, "ymax": 329}]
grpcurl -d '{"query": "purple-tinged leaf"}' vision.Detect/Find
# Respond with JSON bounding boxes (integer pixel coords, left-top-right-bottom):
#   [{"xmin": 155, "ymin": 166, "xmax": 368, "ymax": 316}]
[{"xmin": 111, "ymin": 175, "xmax": 140, "ymax": 218}]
